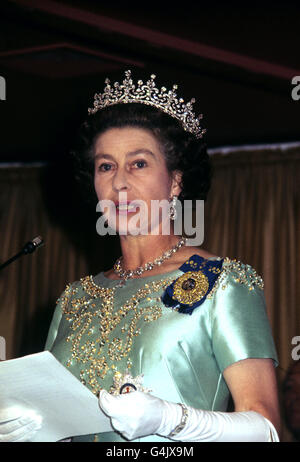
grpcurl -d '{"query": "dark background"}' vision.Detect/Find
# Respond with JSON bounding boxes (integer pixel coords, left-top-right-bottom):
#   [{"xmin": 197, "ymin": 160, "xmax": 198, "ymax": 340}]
[{"xmin": 0, "ymin": 0, "xmax": 300, "ymax": 165}]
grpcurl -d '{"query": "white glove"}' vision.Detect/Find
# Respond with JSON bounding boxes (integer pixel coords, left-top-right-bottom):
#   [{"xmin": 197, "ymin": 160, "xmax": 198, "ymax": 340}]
[
  {"xmin": 99, "ymin": 390, "xmax": 279, "ymax": 442},
  {"xmin": 99, "ymin": 390, "xmax": 178, "ymax": 440},
  {"xmin": 0, "ymin": 406, "xmax": 42, "ymax": 442}
]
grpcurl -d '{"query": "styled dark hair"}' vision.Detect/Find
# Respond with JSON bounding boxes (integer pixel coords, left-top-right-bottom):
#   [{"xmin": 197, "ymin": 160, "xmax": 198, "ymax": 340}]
[{"xmin": 71, "ymin": 103, "xmax": 212, "ymax": 204}]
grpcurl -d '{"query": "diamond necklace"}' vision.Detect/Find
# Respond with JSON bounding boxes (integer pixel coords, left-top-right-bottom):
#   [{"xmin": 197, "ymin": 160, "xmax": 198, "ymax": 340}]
[{"xmin": 113, "ymin": 236, "xmax": 187, "ymax": 287}]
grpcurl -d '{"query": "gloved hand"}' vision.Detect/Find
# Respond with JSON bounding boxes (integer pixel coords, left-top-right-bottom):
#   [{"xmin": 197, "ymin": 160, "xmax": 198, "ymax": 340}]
[
  {"xmin": 99, "ymin": 390, "xmax": 279, "ymax": 442},
  {"xmin": 0, "ymin": 406, "xmax": 42, "ymax": 442},
  {"xmin": 98, "ymin": 390, "xmax": 182, "ymax": 440}
]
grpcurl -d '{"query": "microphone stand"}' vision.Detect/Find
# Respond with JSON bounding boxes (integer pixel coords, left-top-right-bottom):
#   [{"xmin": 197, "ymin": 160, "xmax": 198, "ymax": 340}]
[{"xmin": 0, "ymin": 236, "xmax": 44, "ymax": 271}]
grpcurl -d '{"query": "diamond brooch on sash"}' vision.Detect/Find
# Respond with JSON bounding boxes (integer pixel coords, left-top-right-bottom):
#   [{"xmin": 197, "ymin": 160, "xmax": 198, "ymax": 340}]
[
  {"xmin": 110, "ymin": 370, "xmax": 152, "ymax": 396},
  {"xmin": 161, "ymin": 255, "xmax": 224, "ymax": 315}
]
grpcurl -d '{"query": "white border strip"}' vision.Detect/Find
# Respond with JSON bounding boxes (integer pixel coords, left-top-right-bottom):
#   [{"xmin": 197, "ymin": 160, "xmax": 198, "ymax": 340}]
[
  {"xmin": 208, "ymin": 141, "xmax": 300, "ymax": 155},
  {"xmin": 0, "ymin": 162, "xmax": 48, "ymax": 168}
]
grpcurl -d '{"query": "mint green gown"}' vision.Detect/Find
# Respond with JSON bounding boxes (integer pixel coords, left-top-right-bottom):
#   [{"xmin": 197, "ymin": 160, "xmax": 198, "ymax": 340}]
[{"xmin": 44, "ymin": 256, "xmax": 278, "ymax": 442}]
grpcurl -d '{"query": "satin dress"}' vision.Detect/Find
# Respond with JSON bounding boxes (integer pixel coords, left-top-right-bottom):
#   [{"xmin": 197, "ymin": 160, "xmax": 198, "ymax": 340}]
[{"xmin": 44, "ymin": 255, "xmax": 278, "ymax": 442}]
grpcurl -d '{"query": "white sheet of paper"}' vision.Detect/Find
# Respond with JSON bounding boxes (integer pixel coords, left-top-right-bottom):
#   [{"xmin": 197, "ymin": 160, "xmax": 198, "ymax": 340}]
[{"xmin": 0, "ymin": 351, "xmax": 113, "ymax": 442}]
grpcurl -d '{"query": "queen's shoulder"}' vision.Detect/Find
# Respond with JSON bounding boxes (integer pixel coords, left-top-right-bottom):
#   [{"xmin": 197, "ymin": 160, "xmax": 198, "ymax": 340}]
[
  {"xmin": 183, "ymin": 249, "xmax": 262, "ymax": 275},
  {"xmin": 218, "ymin": 257, "xmax": 265, "ymax": 291},
  {"xmin": 57, "ymin": 278, "xmax": 87, "ymax": 298},
  {"xmin": 180, "ymin": 249, "xmax": 265, "ymax": 291}
]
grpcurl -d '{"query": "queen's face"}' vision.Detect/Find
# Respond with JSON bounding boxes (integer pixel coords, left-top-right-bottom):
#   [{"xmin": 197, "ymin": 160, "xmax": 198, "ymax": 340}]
[{"xmin": 93, "ymin": 127, "xmax": 181, "ymax": 235}]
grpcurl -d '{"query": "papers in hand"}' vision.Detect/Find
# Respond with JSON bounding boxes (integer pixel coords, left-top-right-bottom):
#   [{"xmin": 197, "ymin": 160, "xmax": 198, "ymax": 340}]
[{"xmin": 0, "ymin": 351, "xmax": 113, "ymax": 442}]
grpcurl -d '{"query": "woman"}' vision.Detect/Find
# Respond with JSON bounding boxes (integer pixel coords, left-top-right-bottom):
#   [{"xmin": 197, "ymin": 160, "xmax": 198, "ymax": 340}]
[{"xmin": 0, "ymin": 71, "xmax": 280, "ymax": 442}]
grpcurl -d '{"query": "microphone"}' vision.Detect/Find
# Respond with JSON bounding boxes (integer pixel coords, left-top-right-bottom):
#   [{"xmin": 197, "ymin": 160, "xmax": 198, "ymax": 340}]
[
  {"xmin": 22, "ymin": 236, "xmax": 44, "ymax": 254},
  {"xmin": 0, "ymin": 236, "xmax": 44, "ymax": 271}
]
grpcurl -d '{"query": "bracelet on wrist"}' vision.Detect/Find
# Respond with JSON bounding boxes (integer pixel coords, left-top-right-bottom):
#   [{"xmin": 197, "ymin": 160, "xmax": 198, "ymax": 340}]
[{"xmin": 168, "ymin": 403, "xmax": 189, "ymax": 438}]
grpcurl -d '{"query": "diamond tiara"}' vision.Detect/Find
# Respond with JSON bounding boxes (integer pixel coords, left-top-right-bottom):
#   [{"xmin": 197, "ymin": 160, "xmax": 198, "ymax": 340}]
[{"xmin": 87, "ymin": 70, "xmax": 206, "ymax": 139}]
